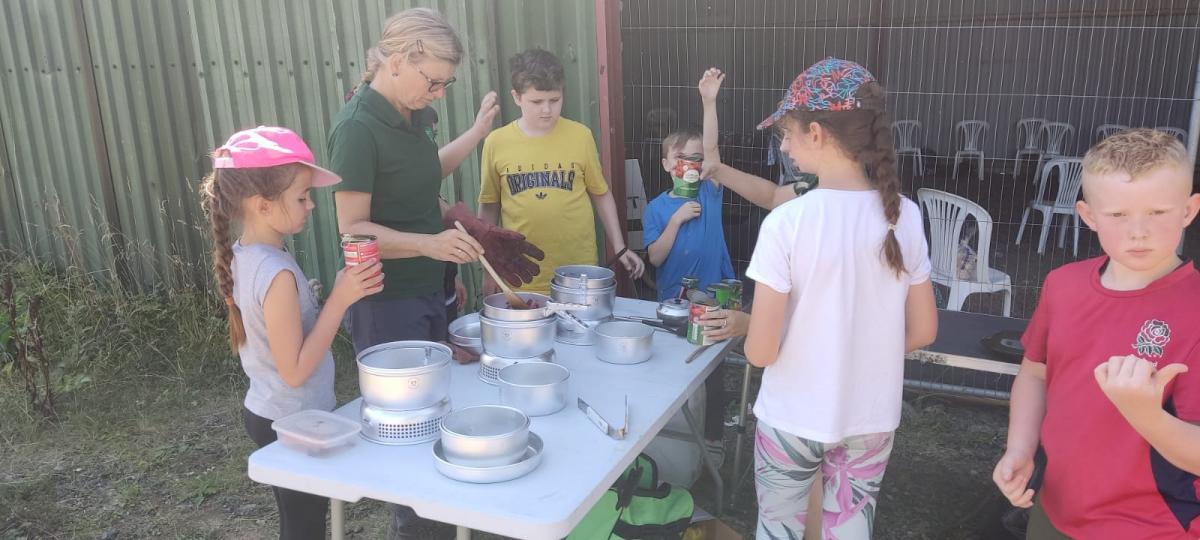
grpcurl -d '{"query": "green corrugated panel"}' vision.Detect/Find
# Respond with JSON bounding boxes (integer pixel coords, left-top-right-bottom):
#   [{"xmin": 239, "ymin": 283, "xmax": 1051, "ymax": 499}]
[
  {"xmin": 82, "ymin": 0, "xmax": 212, "ymax": 290},
  {"xmin": 0, "ymin": 120, "xmax": 19, "ymax": 251},
  {"xmin": 491, "ymin": 0, "xmax": 601, "ymax": 142},
  {"xmin": 0, "ymin": 0, "xmax": 118, "ymax": 276},
  {"xmin": 185, "ymin": 0, "xmax": 350, "ymax": 290},
  {"xmin": 0, "ymin": 0, "xmax": 598, "ymax": 302}
]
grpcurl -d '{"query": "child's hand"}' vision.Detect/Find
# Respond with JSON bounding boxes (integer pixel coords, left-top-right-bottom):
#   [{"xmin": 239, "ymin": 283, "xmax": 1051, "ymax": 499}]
[
  {"xmin": 330, "ymin": 260, "xmax": 384, "ymax": 308},
  {"xmin": 700, "ymin": 157, "xmax": 722, "ymax": 183},
  {"xmin": 670, "ymin": 201, "xmax": 702, "ymax": 226},
  {"xmin": 698, "ymin": 68, "xmax": 725, "ymax": 104},
  {"xmin": 617, "ymin": 249, "xmax": 645, "ymax": 279},
  {"xmin": 1095, "ymin": 355, "xmax": 1188, "ymax": 426},
  {"xmin": 992, "ymin": 451, "xmax": 1036, "ymax": 508},
  {"xmin": 471, "ymin": 91, "xmax": 500, "ymax": 137}
]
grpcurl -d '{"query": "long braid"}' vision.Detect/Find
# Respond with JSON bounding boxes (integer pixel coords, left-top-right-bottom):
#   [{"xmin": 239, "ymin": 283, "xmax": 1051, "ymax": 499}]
[
  {"xmin": 865, "ymin": 100, "xmax": 906, "ymax": 278},
  {"xmin": 200, "ymin": 171, "xmax": 247, "ymax": 351},
  {"xmin": 788, "ymin": 82, "xmax": 907, "ymax": 277}
]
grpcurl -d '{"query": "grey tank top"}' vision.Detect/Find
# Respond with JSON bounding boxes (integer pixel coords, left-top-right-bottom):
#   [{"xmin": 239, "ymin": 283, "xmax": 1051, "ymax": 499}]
[{"xmin": 232, "ymin": 242, "xmax": 335, "ymax": 420}]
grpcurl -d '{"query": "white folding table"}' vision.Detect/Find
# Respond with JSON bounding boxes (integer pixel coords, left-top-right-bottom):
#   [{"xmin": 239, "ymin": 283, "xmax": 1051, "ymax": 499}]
[{"xmin": 248, "ymin": 298, "xmax": 730, "ymax": 540}]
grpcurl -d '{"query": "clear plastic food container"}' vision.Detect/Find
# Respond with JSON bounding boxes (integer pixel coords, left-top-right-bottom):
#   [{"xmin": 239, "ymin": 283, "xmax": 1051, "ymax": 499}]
[{"xmin": 271, "ymin": 410, "xmax": 361, "ymax": 455}]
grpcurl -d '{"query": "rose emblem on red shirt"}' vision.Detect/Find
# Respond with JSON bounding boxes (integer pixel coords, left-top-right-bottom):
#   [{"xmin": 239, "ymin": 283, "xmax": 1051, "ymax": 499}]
[{"xmin": 1133, "ymin": 319, "xmax": 1171, "ymax": 358}]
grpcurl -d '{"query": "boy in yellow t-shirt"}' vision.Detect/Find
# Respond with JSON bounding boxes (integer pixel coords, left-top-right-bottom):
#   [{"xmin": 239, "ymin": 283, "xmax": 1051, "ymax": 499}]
[{"xmin": 479, "ymin": 48, "xmax": 644, "ymax": 295}]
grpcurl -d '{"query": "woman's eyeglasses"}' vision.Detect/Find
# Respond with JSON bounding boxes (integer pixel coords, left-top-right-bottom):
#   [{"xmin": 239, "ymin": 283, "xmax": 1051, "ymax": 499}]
[{"xmin": 413, "ymin": 64, "xmax": 456, "ymax": 93}]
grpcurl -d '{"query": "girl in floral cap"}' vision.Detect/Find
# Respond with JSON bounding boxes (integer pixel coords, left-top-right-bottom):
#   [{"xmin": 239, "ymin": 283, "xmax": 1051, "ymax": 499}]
[{"xmin": 705, "ymin": 58, "xmax": 938, "ymax": 539}]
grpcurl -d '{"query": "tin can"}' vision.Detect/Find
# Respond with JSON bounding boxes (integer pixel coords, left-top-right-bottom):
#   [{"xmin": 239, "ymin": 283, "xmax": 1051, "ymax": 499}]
[
  {"xmin": 670, "ymin": 154, "xmax": 703, "ymax": 198},
  {"xmin": 340, "ymin": 234, "xmax": 380, "ymax": 272},
  {"xmin": 687, "ymin": 299, "xmax": 718, "ymax": 346},
  {"xmin": 721, "ymin": 279, "xmax": 743, "ymax": 310},
  {"xmin": 679, "ymin": 275, "xmax": 700, "ymax": 300},
  {"xmin": 707, "ymin": 283, "xmax": 730, "ymax": 309}
]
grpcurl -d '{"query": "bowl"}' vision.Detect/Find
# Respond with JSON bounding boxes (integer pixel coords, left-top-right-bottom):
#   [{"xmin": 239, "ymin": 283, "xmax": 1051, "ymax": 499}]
[
  {"xmin": 439, "ymin": 405, "xmax": 530, "ymax": 467},
  {"xmin": 593, "ymin": 321, "xmax": 655, "ymax": 365},
  {"xmin": 448, "ymin": 313, "xmax": 483, "ymax": 354},
  {"xmin": 432, "ymin": 433, "xmax": 544, "ymax": 483},
  {"xmin": 497, "ymin": 362, "xmax": 570, "ymax": 416}
]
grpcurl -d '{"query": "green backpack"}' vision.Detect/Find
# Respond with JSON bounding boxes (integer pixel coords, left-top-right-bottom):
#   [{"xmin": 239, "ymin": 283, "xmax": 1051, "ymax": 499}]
[{"xmin": 568, "ymin": 453, "xmax": 695, "ymax": 540}]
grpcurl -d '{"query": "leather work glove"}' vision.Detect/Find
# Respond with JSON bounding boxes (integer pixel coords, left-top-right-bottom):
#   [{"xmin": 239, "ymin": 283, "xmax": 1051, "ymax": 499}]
[{"xmin": 442, "ymin": 202, "xmax": 545, "ymax": 287}]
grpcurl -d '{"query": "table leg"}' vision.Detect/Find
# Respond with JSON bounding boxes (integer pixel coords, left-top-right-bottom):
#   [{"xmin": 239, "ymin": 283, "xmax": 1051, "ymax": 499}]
[
  {"xmin": 330, "ymin": 499, "xmax": 345, "ymax": 540},
  {"xmin": 456, "ymin": 525, "xmax": 471, "ymax": 540},
  {"xmin": 732, "ymin": 360, "xmax": 753, "ymax": 501},
  {"xmin": 682, "ymin": 404, "xmax": 723, "ymax": 515}
]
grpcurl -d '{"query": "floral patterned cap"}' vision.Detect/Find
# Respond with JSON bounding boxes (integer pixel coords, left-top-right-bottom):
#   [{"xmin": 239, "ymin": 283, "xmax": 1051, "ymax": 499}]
[{"xmin": 757, "ymin": 57, "xmax": 877, "ymax": 130}]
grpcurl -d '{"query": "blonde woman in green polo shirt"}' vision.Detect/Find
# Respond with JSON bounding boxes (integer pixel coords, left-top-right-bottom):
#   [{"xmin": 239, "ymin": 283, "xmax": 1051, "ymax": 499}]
[{"xmin": 328, "ymin": 11, "xmax": 544, "ymax": 538}]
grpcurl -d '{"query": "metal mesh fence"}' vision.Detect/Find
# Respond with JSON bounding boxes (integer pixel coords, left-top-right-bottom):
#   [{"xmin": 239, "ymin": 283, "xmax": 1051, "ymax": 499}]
[{"xmin": 621, "ymin": 0, "xmax": 1200, "ymax": 319}]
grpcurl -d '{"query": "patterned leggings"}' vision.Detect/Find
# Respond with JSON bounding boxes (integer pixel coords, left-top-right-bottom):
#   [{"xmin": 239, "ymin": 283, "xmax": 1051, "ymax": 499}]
[{"xmin": 754, "ymin": 421, "xmax": 895, "ymax": 540}]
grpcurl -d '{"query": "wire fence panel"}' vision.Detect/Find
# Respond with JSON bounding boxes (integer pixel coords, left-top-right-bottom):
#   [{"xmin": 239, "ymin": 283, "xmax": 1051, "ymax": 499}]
[{"xmin": 621, "ymin": 0, "xmax": 1200, "ymax": 319}]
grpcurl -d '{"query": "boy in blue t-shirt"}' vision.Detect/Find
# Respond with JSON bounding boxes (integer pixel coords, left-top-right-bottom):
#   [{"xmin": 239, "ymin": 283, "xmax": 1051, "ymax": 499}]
[
  {"xmin": 644, "ymin": 128, "xmax": 735, "ymax": 301},
  {"xmin": 644, "ymin": 127, "xmax": 736, "ymax": 464}
]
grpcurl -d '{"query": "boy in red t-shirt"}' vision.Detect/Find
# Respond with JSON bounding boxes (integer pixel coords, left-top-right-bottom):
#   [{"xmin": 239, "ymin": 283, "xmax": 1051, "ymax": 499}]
[{"xmin": 993, "ymin": 129, "xmax": 1200, "ymax": 538}]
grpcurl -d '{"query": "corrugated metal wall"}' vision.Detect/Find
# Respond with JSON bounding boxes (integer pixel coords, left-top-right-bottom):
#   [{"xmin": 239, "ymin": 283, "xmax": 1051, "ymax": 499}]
[
  {"xmin": 0, "ymin": 1, "xmax": 118, "ymax": 280},
  {"xmin": 0, "ymin": 0, "xmax": 599, "ymax": 298}
]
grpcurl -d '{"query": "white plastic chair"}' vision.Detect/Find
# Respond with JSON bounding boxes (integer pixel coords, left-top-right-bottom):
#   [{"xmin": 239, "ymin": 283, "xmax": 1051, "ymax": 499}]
[
  {"xmin": 1016, "ymin": 158, "xmax": 1085, "ymax": 256},
  {"xmin": 1033, "ymin": 122, "xmax": 1075, "ymax": 182},
  {"xmin": 1157, "ymin": 126, "xmax": 1187, "ymax": 142},
  {"xmin": 624, "ymin": 159, "xmax": 649, "ymax": 250},
  {"xmin": 917, "ymin": 188, "xmax": 1012, "ymax": 317},
  {"xmin": 953, "ymin": 120, "xmax": 989, "ymax": 181},
  {"xmin": 1012, "ymin": 118, "xmax": 1047, "ymax": 177},
  {"xmin": 892, "ymin": 120, "xmax": 924, "ymax": 175},
  {"xmin": 1095, "ymin": 123, "xmax": 1127, "ymax": 141}
]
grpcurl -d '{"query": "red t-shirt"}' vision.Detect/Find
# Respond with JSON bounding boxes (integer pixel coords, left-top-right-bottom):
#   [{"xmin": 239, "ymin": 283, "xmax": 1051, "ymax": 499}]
[{"xmin": 1023, "ymin": 256, "xmax": 1200, "ymax": 539}]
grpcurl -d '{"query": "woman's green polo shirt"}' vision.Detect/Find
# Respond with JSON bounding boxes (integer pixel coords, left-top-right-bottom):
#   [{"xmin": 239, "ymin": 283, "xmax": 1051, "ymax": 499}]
[{"xmin": 328, "ymin": 85, "xmax": 443, "ymax": 299}]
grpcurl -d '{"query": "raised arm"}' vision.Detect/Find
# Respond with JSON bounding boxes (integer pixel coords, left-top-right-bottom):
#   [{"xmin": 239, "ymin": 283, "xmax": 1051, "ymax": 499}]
[{"xmin": 699, "ymin": 68, "xmax": 798, "ymax": 210}]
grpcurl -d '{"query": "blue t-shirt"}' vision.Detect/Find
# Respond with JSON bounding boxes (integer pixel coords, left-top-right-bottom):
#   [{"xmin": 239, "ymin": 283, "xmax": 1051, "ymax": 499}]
[{"xmin": 643, "ymin": 180, "xmax": 735, "ymax": 301}]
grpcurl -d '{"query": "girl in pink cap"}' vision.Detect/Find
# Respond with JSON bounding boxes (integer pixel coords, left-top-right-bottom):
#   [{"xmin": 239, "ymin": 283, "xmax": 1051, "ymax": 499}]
[
  {"xmin": 704, "ymin": 59, "xmax": 939, "ymax": 539},
  {"xmin": 200, "ymin": 125, "xmax": 383, "ymax": 540}
]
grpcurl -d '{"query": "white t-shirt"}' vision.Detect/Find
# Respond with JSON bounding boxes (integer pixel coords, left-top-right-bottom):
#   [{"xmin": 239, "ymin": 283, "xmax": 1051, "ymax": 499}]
[{"xmin": 745, "ymin": 189, "xmax": 930, "ymax": 443}]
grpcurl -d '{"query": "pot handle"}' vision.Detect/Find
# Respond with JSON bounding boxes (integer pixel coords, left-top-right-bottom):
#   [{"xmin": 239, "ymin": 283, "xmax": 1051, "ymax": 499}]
[
  {"xmin": 559, "ymin": 310, "xmax": 593, "ymax": 331},
  {"xmin": 543, "ymin": 301, "xmax": 588, "ymax": 316}
]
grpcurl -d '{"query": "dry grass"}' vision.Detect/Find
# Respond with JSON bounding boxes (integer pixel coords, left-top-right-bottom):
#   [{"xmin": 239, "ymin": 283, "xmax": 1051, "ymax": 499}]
[{"xmin": 2, "ymin": 255, "xmax": 1021, "ymax": 539}]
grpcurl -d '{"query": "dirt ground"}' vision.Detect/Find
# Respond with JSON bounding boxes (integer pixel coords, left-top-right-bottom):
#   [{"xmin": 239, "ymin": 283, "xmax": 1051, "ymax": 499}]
[
  {"xmin": 0, "ymin": 250, "xmax": 1028, "ymax": 540},
  {"xmin": 2, "ymin": 343, "xmax": 1021, "ymax": 540}
]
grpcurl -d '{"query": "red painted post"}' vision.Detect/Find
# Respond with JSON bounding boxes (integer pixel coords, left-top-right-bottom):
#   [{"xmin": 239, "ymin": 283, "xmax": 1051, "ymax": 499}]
[{"xmin": 594, "ymin": 0, "xmax": 632, "ymax": 297}]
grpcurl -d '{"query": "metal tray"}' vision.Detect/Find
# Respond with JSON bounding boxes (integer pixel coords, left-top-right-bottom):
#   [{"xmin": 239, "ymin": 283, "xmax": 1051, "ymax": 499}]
[{"xmin": 432, "ymin": 432, "xmax": 543, "ymax": 483}]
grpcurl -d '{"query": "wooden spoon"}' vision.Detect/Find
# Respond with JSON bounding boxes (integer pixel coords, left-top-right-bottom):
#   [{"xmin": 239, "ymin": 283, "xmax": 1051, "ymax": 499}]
[{"xmin": 454, "ymin": 221, "xmax": 529, "ymax": 310}]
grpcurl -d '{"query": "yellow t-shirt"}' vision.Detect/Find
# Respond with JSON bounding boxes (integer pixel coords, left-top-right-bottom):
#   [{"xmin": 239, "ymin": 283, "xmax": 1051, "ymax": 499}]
[{"xmin": 479, "ymin": 119, "xmax": 609, "ymax": 294}]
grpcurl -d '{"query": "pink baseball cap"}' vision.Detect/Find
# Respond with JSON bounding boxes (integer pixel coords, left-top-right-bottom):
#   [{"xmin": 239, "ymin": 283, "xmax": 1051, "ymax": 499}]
[{"xmin": 212, "ymin": 126, "xmax": 341, "ymax": 187}]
